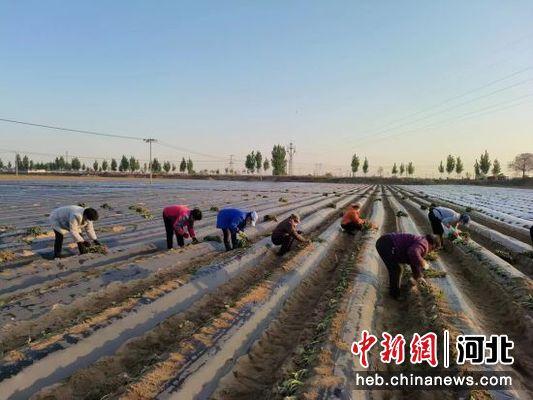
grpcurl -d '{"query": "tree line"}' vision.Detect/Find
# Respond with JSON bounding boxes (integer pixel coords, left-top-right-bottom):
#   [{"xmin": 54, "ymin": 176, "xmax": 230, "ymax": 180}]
[
  {"xmin": 437, "ymin": 152, "xmax": 533, "ymax": 179},
  {"xmin": 0, "ymin": 154, "xmax": 198, "ymax": 175}
]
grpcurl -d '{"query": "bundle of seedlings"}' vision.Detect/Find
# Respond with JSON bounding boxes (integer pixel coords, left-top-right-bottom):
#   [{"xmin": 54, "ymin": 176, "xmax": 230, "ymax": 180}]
[
  {"xmin": 326, "ymin": 202, "xmax": 337, "ymax": 209},
  {"xmin": 361, "ymin": 221, "xmax": 377, "ymax": 231},
  {"xmin": 424, "ymin": 250, "xmax": 439, "ymax": 261},
  {"xmin": 203, "ymin": 235, "xmax": 222, "ymax": 243},
  {"xmin": 26, "ymin": 226, "xmax": 44, "ymax": 236},
  {"xmin": 263, "ymin": 214, "xmax": 278, "ymax": 222},
  {"xmin": 236, "ymin": 231, "xmax": 251, "ymax": 248},
  {"xmin": 396, "ymin": 210, "xmax": 408, "ymax": 218},
  {"xmin": 209, "ymin": 206, "xmax": 219, "ymax": 212},
  {"xmin": 85, "ymin": 242, "xmax": 108, "ymax": 255},
  {"xmin": 278, "ymin": 197, "xmax": 288, "ymax": 203},
  {"xmin": 128, "ymin": 204, "xmax": 153, "ymax": 219}
]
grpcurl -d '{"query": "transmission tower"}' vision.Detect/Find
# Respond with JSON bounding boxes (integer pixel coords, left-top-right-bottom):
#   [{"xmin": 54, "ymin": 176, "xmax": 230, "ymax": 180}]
[
  {"xmin": 287, "ymin": 142, "xmax": 296, "ymax": 175},
  {"xmin": 229, "ymin": 154, "xmax": 234, "ymax": 174}
]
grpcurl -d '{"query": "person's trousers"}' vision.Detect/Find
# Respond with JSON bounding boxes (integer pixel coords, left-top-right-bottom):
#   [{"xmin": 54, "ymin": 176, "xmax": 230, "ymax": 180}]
[
  {"xmin": 375, "ymin": 235, "xmax": 403, "ymax": 299},
  {"xmin": 530, "ymin": 225, "xmax": 533, "ymax": 245},
  {"xmin": 164, "ymin": 216, "xmax": 185, "ymax": 249},
  {"xmin": 341, "ymin": 222, "xmax": 362, "ymax": 234},
  {"xmin": 222, "ymin": 229, "xmax": 238, "ymax": 251},
  {"xmin": 272, "ymin": 234, "xmax": 295, "ymax": 256},
  {"xmin": 53, "ymin": 230, "xmax": 64, "ymax": 258}
]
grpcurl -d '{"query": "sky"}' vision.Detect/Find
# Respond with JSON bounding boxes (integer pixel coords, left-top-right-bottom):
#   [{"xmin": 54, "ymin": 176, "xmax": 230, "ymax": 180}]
[{"xmin": 0, "ymin": 0, "xmax": 532, "ymax": 177}]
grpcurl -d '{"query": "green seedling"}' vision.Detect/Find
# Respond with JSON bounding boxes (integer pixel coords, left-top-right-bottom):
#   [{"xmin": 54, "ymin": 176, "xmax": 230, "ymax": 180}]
[
  {"xmin": 0, "ymin": 250, "xmax": 16, "ymax": 263},
  {"xmin": 78, "ymin": 202, "xmax": 87, "ymax": 208},
  {"xmin": 26, "ymin": 226, "xmax": 44, "ymax": 236},
  {"xmin": 85, "ymin": 243, "xmax": 108, "ymax": 255},
  {"xmin": 424, "ymin": 268, "xmax": 447, "ymax": 278},
  {"xmin": 128, "ymin": 204, "xmax": 153, "ymax": 219},
  {"xmin": 326, "ymin": 202, "xmax": 337, "ymax": 208},
  {"xmin": 322, "ymin": 192, "xmax": 328, "ymax": 196},
  {"xmin": 209, "ymin": 206, "xmax": 219, "ymax": 212},
  {"xmin": 278, "ymin": 197, "xmax": 288, "ymax": 203},
  {"xmin": 101, "ymin": 203, "xmax": 112, "ymax": 210},
  {"xmin": 494, "ymin": 250, "xmax": 514, "ymax": 264},
  {"xmin": 203, "ymin": 235, "xmax": 222, "ymax": 243},
  {"xmin": 424, "ymin": 251, "xmax": 439, "ymax": 261},
  {"xmin": 263, "ymin": 214, "xmax": 278, "ymax": 222},
  {"xmin": 396, "ymin": 210, "xmax": 408, "ymax": 218},
  {"xmin": 420, "ymin": 204, "xmax": 428, "ymax": 210}
]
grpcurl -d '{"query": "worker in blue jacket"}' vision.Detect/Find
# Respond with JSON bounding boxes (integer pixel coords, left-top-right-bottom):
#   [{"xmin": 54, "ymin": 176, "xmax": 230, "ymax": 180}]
[{"xmin": 216, "ymin": 208, "xmax": 258, "ymax": 251}]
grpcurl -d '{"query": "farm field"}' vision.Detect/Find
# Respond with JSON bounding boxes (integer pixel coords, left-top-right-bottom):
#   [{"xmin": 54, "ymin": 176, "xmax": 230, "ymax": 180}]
[{"xmin": 0, "ymin": 178, "xmax": 532, "ymax": 400}]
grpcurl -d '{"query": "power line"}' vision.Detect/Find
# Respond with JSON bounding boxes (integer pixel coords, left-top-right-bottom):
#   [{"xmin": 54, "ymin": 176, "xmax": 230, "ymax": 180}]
[
  {"xmin": 0, "ymin": 118, "xmax": 145, "ymax": 141},
  {"xmin": 156, "ymin": 140, "xmax": 231, "ymax": 161}
]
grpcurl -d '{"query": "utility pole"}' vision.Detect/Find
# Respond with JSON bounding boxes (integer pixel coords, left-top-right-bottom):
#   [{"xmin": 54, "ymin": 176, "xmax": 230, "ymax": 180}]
[
  {"xmin": 15, "ymin": 154, "xmax": 18, "ymax": 176},
  {"xmin": 229, "ymin": 154, "xmax": 234, "ymax": 174},
  {"xmin": 144, "ymin": 138, "xmax": 157, "ymax": 184},
  {"xmin": 287, "ymin": 142, "xmax": 296, "ymax": 176}
]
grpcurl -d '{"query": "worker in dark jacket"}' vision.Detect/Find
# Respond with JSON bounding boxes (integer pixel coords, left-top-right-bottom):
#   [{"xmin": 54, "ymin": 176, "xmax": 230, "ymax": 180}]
[
  {"xmin": 216, "ymin": 208, "xmax": 258, "ymax": 251},
  {"xmin": 271, "ymin": 214, "xmax": 309, "ymax": 256},
  {"xmin": 375, "ymin": 233, "xmax": 438, "ymax": 299},
  {"xmin": 162, "ymin": 205, "xmax": 202, "ymax": 249}
]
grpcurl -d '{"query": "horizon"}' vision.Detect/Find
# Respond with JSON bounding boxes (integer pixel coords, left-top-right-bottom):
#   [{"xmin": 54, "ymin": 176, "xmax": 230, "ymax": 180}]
[{"xmin": 1, "ymin": 1, "xmax": 532, "ymax": 177}]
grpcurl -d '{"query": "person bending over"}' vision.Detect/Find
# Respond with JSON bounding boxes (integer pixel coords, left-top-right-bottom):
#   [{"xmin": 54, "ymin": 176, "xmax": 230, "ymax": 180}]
[
  {"xmin": 162, "ymin": 205, "xmax": 202, "ymax": 249},
  {"xmin": 341, "ymin": 203, "xmax": 367, "ymax": 234},
  {"xmin": 50, "ymin": 205, "xmax": 100, "ymax": 258},
  {"xmin": 216, "ymin": 208, "xmax": 258, "ymax": 251},
  {"xmin": 271, "ymin": 214, "xmax": 309, "ymax": 256},
  {"xmin": 428, "ymin": 206, "xmax": 470, "ymax": 247},
  {"xmin": 375, "ymin": 232, "xmax": 438, "ymax": 299}
]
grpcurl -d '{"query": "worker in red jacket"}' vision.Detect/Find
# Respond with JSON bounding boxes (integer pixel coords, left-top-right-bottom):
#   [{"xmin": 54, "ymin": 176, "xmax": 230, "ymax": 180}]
[
  {"xmin": 375, "ymin": 233, "xmax": 438, "ymax": 299},
  {"xmin": 162, "ymin": 205, "xmax": 202, "ymax": 249}
]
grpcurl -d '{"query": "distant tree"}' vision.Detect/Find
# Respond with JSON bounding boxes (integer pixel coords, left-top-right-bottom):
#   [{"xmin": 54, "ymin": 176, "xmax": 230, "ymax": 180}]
[
  {"xmin": 22, "ymin": 155, "xmax": 30, "ymax": 170},
  {"xmin": 186, "ymin": 158, "xmax": 194, "ymax": 174},
  {"xmin": 151, "ymin": 158, "xmax": 162, "ymax": 173},
  {"xmin": 8, "ymin": 161, "xmax": 12, "ymax": 169},
  {"xmin": 0, "ymin": 158, "xmax": 3, "ymax": 169},
  {"xmin": 446, "ymin": 155, "xmax": 455, "ymax": 175},
  {"xmin": 271, "ymin": 145, "xmax": 287, "ymax": 176},
  {"xmin": 351, "ymin": 154, "xmax": 360, "ymax": 176},
  {"xmin": 255, "ymin": 151, "xmax": 263, "ymax": 173},
  {"xmin": 172, "ymin": 164, "xmax": 176, "ymax": 172},
  {"xmin": 163, "ymin": 161, "xmax": 171, "ymax": 173},
  {"xmin": 129, "ymin": 156, "xmax": 139, "ymax": 172},
  {"xmin": 362, "ymin": 157, "xmax": 369, "ymax": 175},
  {"xmin": 71, "ymin": 157, "xmax": 81, "ymax": 170},
  {"xmin": 377, "ymin": 166, "xmax": 384, "ymax": 177},
  {"xmin": 263, "ymin": 159, "xmax": 270, "ymax": 173},
  {"xmin": 179, "ymin": 157, "xmax": 187, "ymax": 173},
  {"xmin": 29, "ymin": 160, "xmax": 34, "ymax": 170},
  {"xmin": 101, "ymin": 160, "xmax": 108, "ymax": 171},
  {"xmin": 391, "ymin": 163, "xmax": 398, "ymax": 175},
  {"xmin": 245, "ymin": 151, "xmax": 256, "ymax": 173},
  {"xmin": 111, "ymin": 158, "xmax": 118, "ymax": 171},
  {"xmin": 455, "ymin": 157, "xmax": 464, "ymax": 177},
  {"xmin": 508, "ymin": 153, "xmax": 533, "ymax": 178},
  {"xmin": 479, "ymin": 150, "xmax": 491, "ymax": 176},
  {"xmin": 407, "ymin": 162, "xmax": 414, "ymax": 176},
  {"xmin": 15, "ymin": 154, "xmax": 22, "ymax": 170},
  {"xmin": 399, "ymin": 163, "xmax": 405, "ymax": 176},
  {"xmin": 492, "ymin": 159, "xmax": 501, "ymax": 177},
  {"xmin": 438, "ymin": 160, "xmax": 444, "ymax": 176},
  {"xmin": 93, "ymin": 160, "xmax": 99, "ymax": 171},
  {"xmin": 81, "ymin": 163, "xmax": 86, "ymax": 171},
  {"xmin": 119, "ymin": 155, "xmax": 130, "ymax": 172},
  {"xmin": 474, "ymin": 160, "xmax": 481, "ymax": 179}
]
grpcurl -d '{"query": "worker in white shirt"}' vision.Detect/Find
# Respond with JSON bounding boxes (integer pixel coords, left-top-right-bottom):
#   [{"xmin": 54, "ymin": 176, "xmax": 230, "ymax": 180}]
[
  {"xmin": 49, "ymin": 205, "xmax": 100, "ymax": 258},
  {"xmin": 428, "ymin": 205, "xmax": 470, "ymax": 247}
]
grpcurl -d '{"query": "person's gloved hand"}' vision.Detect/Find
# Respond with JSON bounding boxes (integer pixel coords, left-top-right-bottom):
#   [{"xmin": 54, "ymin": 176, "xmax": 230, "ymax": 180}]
[
  {"xmin": 183, "ymin": 233, "xmax": 190, "ymax": 239},
  {"xmin": 192, "ymin": 237, "xmax": 199, "ymax": 244}
]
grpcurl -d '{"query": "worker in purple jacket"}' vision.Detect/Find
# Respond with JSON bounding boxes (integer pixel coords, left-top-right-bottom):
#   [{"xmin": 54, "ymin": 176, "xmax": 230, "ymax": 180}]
[{"xmin": 375, "ymin": 233, "xmax": 438, "ymax": 299}]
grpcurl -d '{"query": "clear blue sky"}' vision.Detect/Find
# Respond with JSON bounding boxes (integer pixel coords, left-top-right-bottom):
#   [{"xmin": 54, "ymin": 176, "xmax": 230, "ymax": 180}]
[{"xmin": 1, "ymin": 1, "xmax": 532, "ymax": 176}]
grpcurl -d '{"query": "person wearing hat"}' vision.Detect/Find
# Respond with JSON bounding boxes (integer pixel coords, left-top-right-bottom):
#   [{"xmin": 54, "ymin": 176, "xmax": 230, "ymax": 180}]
[
  {"xmin": 216, "ymin": 208, "xmax": 258, "ymax": 251},
  {"xmin": 271, "ymin": 213, "xmax": 309, "ymax": 256},
  {"xmin": 428, "ymin": 205, "xmax": 470, "ymax": 247},
  {"xmin": 49, "ymin": 205, "xmax": 101, "ymax": 258},
  {"xmin": 341, "ymin": 203, "xmax": 367, "ymax": 234},
  {"xmin": 375, "ymin": 232, "xmax": 439, "ymax": 299},
  {"xmin": 163, "ymin": 205, "xmax": 203, "ymax": 249}
]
